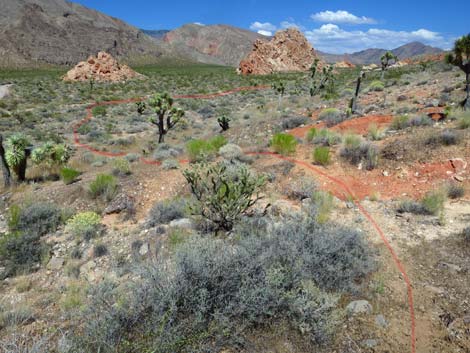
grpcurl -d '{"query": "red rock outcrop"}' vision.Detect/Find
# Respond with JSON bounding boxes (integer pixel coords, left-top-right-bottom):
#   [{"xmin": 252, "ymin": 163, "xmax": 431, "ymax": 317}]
[
  {"xmin": 238, "ymin": 28, "xmax": 320, "ymax": 75},
  {"xmin": 63, "ymin": 52, "xmax": 145, "ymax": 82},
  {"xmin": 334, "ymin": 61, "xmax": 355, "ymax": 69}
]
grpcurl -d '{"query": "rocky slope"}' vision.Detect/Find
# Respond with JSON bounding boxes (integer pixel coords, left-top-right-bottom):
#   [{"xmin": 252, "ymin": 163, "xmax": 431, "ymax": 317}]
[
  {"xmin": 0, "ymin": 0, "xmax": 163, "ymax": 67},
  {"xmin": 319, "ymin": 42, "xmax": 443, "ymax": 65},
  {"xmin": 153, "ymin": 24, "xmax": 266, "ymax": 67},
  {"xmin": 238, "ymin": 28, "xmax": 320, "ymax": 75}
]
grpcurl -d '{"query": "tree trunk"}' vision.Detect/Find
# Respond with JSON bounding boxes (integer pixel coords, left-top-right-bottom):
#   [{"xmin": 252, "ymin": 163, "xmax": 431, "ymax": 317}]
[
  {"xmin": 16, "ymin": 157, "xmax": 27, "ymax": 182},
  {"xmin": 351, "ymin": 73, "xmax": 363, "ymax": 113},
  {"xmin": 0, "ymin": 134, "xmax": 11, "ymax": 188},
  {"xmin": 158, "ymin": 114, "xmax": 165, "ymax": 143}
]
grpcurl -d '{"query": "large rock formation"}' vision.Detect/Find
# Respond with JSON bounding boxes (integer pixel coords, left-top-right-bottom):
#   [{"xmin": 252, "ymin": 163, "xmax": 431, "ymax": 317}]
[
  {"xmin": 238, "ymin": 28, "xmax": 319, "ymax": 75},
  {"xmin": 63, "ymin": 52, "xmax": 144, "ymax": 82}
]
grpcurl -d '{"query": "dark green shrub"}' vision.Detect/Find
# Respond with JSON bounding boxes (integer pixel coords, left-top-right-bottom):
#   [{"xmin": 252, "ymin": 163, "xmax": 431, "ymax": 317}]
[
  {"xmin": 461, "ymin": 226, "xmax": 470, "ymax": 242},
  {"xmin": 270, "ymin": 133, "xmax": 297, "ymax": 155},
  {"xmin": 92, "ymin": 106, "xmax": 107, "ymax": 117},
  {"xmin": 93, "ymin": 244, "xmax": 108, "ymax": 258},
  {"xmin": 60, "ymin": 167, "xmax": 80, "ymax": 185},
  {"xmin": 313, "ymin": 146, "xmax": 330, "ymax": 166},
  {"xmin": 88, "ymin": 174, "xmax": 117, "ymax": 201},
  {"xmin": 186, "ymin": 136, "xmax": 227, "ymax": 162},
  {"xmin": 447, "ymin": 183, "xmax": 465, "ymax": 199},
  {"xmin": 368, "ymin": 80, "xmax": 385, "ymax": 92},
  {"xmin": 183, "ymin": 162, "xmax": 265, "ymax": 231}
]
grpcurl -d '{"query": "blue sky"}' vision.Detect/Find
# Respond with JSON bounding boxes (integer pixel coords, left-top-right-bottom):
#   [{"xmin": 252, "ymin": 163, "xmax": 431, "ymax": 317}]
[{"xmin": 75, "ymin": 0, "xmax": 468, "ymax": 54}]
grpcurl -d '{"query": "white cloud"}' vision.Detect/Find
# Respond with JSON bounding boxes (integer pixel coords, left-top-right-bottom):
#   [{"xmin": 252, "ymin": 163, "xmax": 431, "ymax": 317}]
[
  {"xmin": 257, "ymin": 30, "xmax": 273, "ymax": 36},
  {"xmin": 280, "ymin": 20, "xmax": 303, "ymax": 30},
  {"xmin": 250, "ymin": 21, "xmax": 277, "ymax": 32},
  {"xmin": 305, "ymin": 24, "xmax": 450, "ymax": 53},
  {"xmin": 311, "ymin": 10, "xmax": 377, "ymax": 25},
  {"xmin": 193, "ymin": 22, "xmax": 205, "ymax": 26}
]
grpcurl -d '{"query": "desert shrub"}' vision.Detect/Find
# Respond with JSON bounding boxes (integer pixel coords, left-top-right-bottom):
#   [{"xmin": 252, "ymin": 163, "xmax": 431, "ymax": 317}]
[
  {"xmin": 93, "ymin": 244, "xmax": 108, "ymax": 258},
  {"xmin": 340, "ymin": 135, "xmax": 379, "ymax": 170},
  {"xmin": 312, "ymin": 129, "xmax": 341, "ymax": 146},
  {"xmin": 409, "ymin": 115, "xmax": 432, "ymax": 127},
  {"xmin": 88, "ymin": 174, "xmax": 117, "ymax": 201},
  {"xmin": 319, "ymin": 108, "xmax": 344, "ymax": 127},
  {"xmin": 162, "ymin": 159, "xmax": 179, "ymax": 170},
  {"xmin": 218, "ymin": 143, "xmax": 243, "ymax": 161},
  {"xmin": 112, "ymin": 158, "xmax": 131, "ymax": 176},
  {"xmin": 390, "ymin": 115, "xmax": 409, "ymax": 130},
  {"xmin": 367, "ymin": 124, "xmax": 385, "ymax": 141},
  {"xmin": 283, "ymin": 177, "xmax": 317, "ymax": 200},
  {"xmin": 92, "ymin": 106, "xmax": 107, "ymax": 117},
  {"xmin": 426, "ymin": 130, "xmax": 460, "ymax": 147},
  {"xmin": 368, "ymin": 80, "xmax": 385, "ymax": 92},
  {"xmin": 312, "ymin": 191, "xmax": 334, "ymax": 223},
  {"xmin": 31, "ymin": 141, "xmax": 71, "ymax": 168},
  {"xmin": 9, "ymin": 202, "xmax": 62, "ymax": 236},
  {"xmin": 447, "ymin": 183, "xmax": 465, "ymax": 199},
  {"xmin": 183, "ymin": 162, "xmax": 265, "ymax": 231},
  {"xmin": 280, "ymin": 116, "xmax": 310, "ymax": 130},
  {"xmin": 60, "ymin": 167, "xmax": 80, "ymax": 185},
  {"xmin": 65, "ymin": 212, "xmax": 102, "ymax": 240},
  {"xmin": 186, "ymin": 136, "xmax": 227, "ymax": 162},
  {"xmin": 270, "ymin": 133, "xmax": 297, "ymax": 155},
  {"xmin": 153, "ymin": 143, "xmax": 182, "ymax": 161},
  {"xmin": 306, "ymin": 127, "xmax": 318, "ymax": 142},
  {"xmin": 0, "ymin": 306, "xmax": 34, "ymax": 327},
  {"xmin": 397, "ymin": 190, "xmax": 446, "ymax": 216},
  {"xmin": 457, "ymin": 113, "xmax": 470, "ymax": 129},
  {"xmin": 313, "ymin": 146, "xmax": 331, "ymax": 166},
  {"xmin": 69, "ymin": 213, "xmax": 374, "ymax": 352},
  {"xmin": 147, "ymin": 198, "xmax": 187, "ymax": 227}
]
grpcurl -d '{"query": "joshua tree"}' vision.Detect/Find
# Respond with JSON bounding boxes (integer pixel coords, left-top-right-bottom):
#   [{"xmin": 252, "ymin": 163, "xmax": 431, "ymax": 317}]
[
  {"xmin": 5, "ymin": 133, "xmax": 31, "ymax": 182},
  {"xmin": 310, "ymin": 63, "xmax": 334, "ymax": 97},
  {"xmin": 350, "ymin": 71, "xmax": 366, "ymax": 113},
  {"xmin": 148, "ymin": 93, "xmax": 185, "ymax": 143},
  {"xmin": 217, "ymin": 116, "xmax": 231, "ymax": 132},
  {"xmin": 136, "ymin": 101, "xmax": 146, "ymax": 115},
  {"xmin": 446, "ymin": 34, "xmax": 470, "ymax": 110},
  {"xmin": 380, "ymin": 51, "xmax": 398, "ymax": 80},
  {"xmin": 272, "ymin": 81, "xmax": 285, "ymax": 110},
  {"xmin": 0, "ymin": 134, "xmax": 11, "ymax": 187}
]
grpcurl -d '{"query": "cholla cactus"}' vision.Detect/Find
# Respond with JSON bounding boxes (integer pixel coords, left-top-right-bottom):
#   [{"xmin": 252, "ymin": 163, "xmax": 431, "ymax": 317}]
[
  {"xmin": 310, "ymin": 63, "xmax": 334, "ymax": 98},
  {"xmin": 380, "ymin": 51, "xmax": 398, "ymax": 79},
  {"xmin": 446, "ymin": 34, "xmax": 470, "ymax": 110},
  {"xmin": 5, "ymin": 133, "xmax": 31, "ymax": 182},
  {"xmin": 148, "ymin": 93, "xmax": 185, "ymax": 143}
]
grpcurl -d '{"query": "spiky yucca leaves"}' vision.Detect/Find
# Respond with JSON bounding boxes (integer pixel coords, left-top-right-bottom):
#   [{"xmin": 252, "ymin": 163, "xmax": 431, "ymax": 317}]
[
  {"xmin": 217, "ymin": 116, "xmax": 231, "ymax": 132},
  {"xmin": 309, "ymin": 63, "xmax": 335, "ymax": 98},
  {"xmin": 183, "ymin": 162, "xmax": 265, "ymax": 232},
  {"xmin": 380, "ymin": 51, "xmax": 398, "ymax": 79},
  {"xmin": 31, "ymin": 141, "xmax": 71, "ymax": 167},
  {"xmin": 5, "ymin": 133, "xmax": 31, "ymax": 182},
  {"xmin": 148, "ymin": 93, "xmax": 185, "ymax": 143},
  {"xmin": 0, "ymin": 134, "xmax": 11, "ymax": 187},
  {"xmin": 446, "ymin": 34, "xmax": 470, "ymax": 110}
]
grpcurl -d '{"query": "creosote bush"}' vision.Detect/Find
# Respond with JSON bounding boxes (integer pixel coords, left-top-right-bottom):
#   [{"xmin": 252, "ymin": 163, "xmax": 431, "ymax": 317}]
[
  {"xmin": 368, "ymin": 80, "xmax": 385, "ymax": 92},
  {"xmin": 270, "ymin": 133, "xmax": 297, "ymax": 155},
  {"xmin": 92, "ymin": 106, "xmax": 107, "ymax": 117},
  {"xmin": 68, "ymin": 212, "xmax": 375, "ymax": 352},
  {"xmin": 183, "ymin": 162, "xmax": 265, "ymax": 231}
]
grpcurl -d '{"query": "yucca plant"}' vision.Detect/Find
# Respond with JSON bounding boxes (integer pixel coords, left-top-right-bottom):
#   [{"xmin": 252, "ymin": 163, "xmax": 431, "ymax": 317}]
[
  {"xmin": 0, "ymin": 134, "xmax": 11, "ymax": 187},
  {"xmin": 446, "ymin": 34, "xmax": 470, "ymax": 110},
  {"xmin": 148, "ymin": 93, "xmax": 185, "ymax": 143},
  {"xmin": 380, "ymin": 51, "xmax": 398, "ymax": 80},
  {"xmin": 5, "ymin": 133, "xmax": 31, "ymax": 182}
]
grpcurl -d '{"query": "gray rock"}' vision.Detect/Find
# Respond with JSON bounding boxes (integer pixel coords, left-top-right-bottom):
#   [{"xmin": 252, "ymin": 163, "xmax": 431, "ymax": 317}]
[
  {"xmin": 375, "ymin": 314, "xmax": 388, "ymax": 328},
  {"xmin": 346, "ymin": 300, "xmax": 372, "ymax": 316},
  {"xmin": 47, "ymin": 257, "xmax": 65, "ymax": 270},
  {"xmin": 362, "ymin": 339, "xmax": 378, "ymax": 348},
  {"xmin": 139, "ymin": 242, "xmax": 150, "ymax": 256},
  {"xmin": 169, "ymin": 218, "xmax": 194, "ymax": 230},
  {"xmin": 104, "ymin": 194, "xmax": 135, "ymax": 216}
]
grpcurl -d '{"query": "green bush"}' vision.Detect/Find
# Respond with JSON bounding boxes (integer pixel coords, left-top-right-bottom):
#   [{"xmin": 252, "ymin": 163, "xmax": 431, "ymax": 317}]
[
  {"xmin": 397, "ymin": 190, "xmax": 446, "ymax": 216},
  {"xmin": 340, "ymin": 135, "xmax": 379, "ymax": 170},
  {"xmin": 89, "ymin": 174, "xmax": 118, "ymax": 201},
  {"xmin": 368, "ymin": 80, "xmax": 385, "ymax": 92},
  {"xmin": 9, "ymin": 202, "xmax": 62, "ymax": 236},
  {"xmin": 70, "ymin": 213, "xmax": 375, "ymax": 352},
  {"xmin": 112, "ymin": 158, "xmax": 131, "ymax": 176},
  {"xmin": 390, "ymin": 115, "xmax": 409, "ymax": 130},
  {"xmin": 458, "ymin": 113, "xmax": 470, "ymax": 129},
  {"xmin": 313, "ymin": 146, "xmax": 331, "ymax": 166},
  {"xmin": 368, "ymin": 124, "xmax": 385, "ymax": 141},
  {"xmin": 65, "ymin": 212, "xmax": 102, "ymax": 240},
  {"xmin": 306, "ymin": 127, "xmax": 318, "ymax": 142},
  {"xmin": 312, "ymin": 191, "xmax": 334, "ymax": 223},
  {"xmin": 60, "ymin": 167, "xmax": 80, "ymax": 185},
  {"xmin": 186, "ymin": 136, "xmax": 227, "ymax": 162},
  {"xmin": 31, "ymin": 141, "xmax": 71, "ymax": 167},
  {"xmin": 183, "ymin": 162, "xmax": 265, "ymax": 231},
  {"xmin": 270, "ymin": 133, "xmax": 297, "ymax": 155},
  {"xmin": 92, "ymin": 106, "xmax": 107, "ymax": 117}
]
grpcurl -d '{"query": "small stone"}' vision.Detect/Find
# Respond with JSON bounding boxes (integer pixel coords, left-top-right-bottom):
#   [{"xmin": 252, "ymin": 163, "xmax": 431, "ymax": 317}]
[
  {"xmin": 139, "ymin": 243, "xmax": 150, "ymax": 256},
  {"xmin": 362, "ymin": 339, "xmax": 378, "ymax": 348},
  {"xmin": 169, "ymin": 218, "xmax": 194, "ymax": 230},
  {"xmin": 346, "ymin": 300, "xmax": 372, "ymax": 316},
  {"xmin": 382, "ymin": 170, "xmax": 389, "ymax": 177},
  {"xmin": 375, "ymin": 314, "xmax": 388, "ymax": 328},
  {"xmin": 47, "ymin": 257, "xmax": 65, "ymax": 270}
]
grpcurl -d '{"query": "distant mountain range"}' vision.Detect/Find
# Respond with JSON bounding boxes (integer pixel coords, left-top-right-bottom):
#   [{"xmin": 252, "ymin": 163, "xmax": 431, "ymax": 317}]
[
  {"xmin": 318, "ymin": 42, "xmax": 444, "ymax": 65},
  {"xmin": 0, "ymin": 0, "xmax": 445, "ymax": 68}
]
